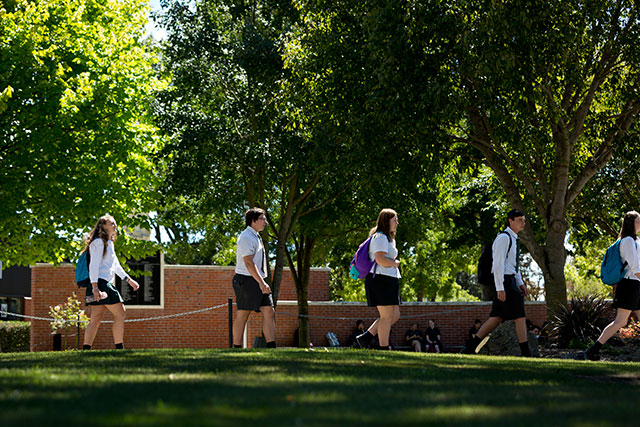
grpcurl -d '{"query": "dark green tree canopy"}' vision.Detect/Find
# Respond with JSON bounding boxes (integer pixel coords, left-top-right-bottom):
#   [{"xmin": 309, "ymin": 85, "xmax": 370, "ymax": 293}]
[{"xmin": 290, "ymin": 0, "xmax": 640, "ymax": 308}]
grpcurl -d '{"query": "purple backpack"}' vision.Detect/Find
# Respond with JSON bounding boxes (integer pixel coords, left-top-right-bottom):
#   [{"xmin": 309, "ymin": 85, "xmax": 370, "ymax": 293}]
[{"xmin": 349, "ymin": 236, "xmax": 377, "ymax": 280}]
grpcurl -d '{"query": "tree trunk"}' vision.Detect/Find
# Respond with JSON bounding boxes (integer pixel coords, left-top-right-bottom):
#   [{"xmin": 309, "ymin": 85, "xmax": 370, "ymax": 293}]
[
  {"xmin": 539, "ymin": 222, "xmax": 568, "ymax": 311},
  {"xmin": 285, "ymin": 234, "xmax": 315, "ymax": 348}
]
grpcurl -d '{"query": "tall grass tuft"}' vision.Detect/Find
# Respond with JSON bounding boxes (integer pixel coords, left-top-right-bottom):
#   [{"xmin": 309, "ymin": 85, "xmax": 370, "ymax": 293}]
[{"xmin": 549, "ymin": 296, "xmax": 613, "ymax": 348}]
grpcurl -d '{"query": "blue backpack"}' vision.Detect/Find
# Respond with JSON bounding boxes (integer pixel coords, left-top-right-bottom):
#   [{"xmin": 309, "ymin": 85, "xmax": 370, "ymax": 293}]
[
  {"xmin": 600, "ymin": 239, "xmax": 631, "ymax": 286},
  {"xmin": 349, "ymin": 235, "xmax": 378, "ymax": 280},
  {"xmin": 75, "ymin": 250, "xmax": 91, "ymax": 288}
]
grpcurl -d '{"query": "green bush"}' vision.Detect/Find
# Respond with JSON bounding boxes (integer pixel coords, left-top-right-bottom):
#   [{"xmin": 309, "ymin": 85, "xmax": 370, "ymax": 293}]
[
  {"xmin": 0, "ymin": 321, "xmax": 30, "ymax": 352},
  {"xmin": 549, "ymin": 296, "xmax": 613, "ymax": 348}
]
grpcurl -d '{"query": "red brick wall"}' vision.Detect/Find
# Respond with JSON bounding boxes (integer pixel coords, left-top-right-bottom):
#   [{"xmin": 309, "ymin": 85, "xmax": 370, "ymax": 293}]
[
  {"xmin": 253, "ymin": 301, "xmax": 547, "ymax": 350},
  {"xmin": 29, "ymin": 264, "xmax": 329, "ymax": 351},
  {"xmin": 24, "ymin": 297, "xmax": 32, "ymax": 317},
  {"xmin": 30, "ymin": 263, "xmax": 547, "ymax": 351}
]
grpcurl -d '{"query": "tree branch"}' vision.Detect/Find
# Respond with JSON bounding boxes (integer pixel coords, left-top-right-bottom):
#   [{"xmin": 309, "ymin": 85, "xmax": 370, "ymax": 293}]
[{"xmin": 566, "ymin": 100, "xmax": 640, "ymax": 205}]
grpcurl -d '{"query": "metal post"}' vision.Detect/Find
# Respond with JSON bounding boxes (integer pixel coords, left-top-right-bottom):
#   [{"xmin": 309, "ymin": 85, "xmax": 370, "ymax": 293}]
[
  {"xmin": 77, "ymin": 313, "xmax": 80, "ymax": 350},
  {"xmin": 228, "ymin": 297, "xmax": 233, "ymax": 348}
]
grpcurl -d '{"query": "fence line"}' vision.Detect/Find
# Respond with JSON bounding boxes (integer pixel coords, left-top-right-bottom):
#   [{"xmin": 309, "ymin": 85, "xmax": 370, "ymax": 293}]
[
  {"xmin": 4, "ymin": 302, "xmax": 494, "ymax": 325},
  {"xmin": 0, "ymin": 302, "xmax": 229, "ymax": 324}
]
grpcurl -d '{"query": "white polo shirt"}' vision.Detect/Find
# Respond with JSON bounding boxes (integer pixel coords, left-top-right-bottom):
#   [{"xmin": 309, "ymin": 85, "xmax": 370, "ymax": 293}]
[
  {"xmin": 368, "ymin": 232, "xmax": 401, "ymax": 278},
  {"xmin": 235, "ymin": 226, "xmax": 267, "ymax": 278}
]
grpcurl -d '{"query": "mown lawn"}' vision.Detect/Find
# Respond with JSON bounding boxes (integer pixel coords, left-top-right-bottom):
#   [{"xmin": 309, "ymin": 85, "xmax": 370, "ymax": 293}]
[{"xmin": 0, "ymin": 348, "xmax": 638, "ymax": 426}]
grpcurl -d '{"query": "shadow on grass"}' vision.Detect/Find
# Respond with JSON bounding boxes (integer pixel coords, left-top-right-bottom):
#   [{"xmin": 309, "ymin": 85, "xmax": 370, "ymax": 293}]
[{"xmin": 0, "ymin": 349, "xmax": 638, "ymax": 426}]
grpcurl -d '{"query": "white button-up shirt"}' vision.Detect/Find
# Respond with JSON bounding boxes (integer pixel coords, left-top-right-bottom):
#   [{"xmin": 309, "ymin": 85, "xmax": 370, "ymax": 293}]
[
  {"xmin": 88, "ymin": 239, "xmax": 128, "ymax": 283},
  {"xmin": 620, "ymin": 236, "xmax": 640, "ymax": 281},
  {"xmin": 491, "ymin": 227, "xmax": 524, "ymax": 291},
  {"xmin": 235, "ymin": 226, "xmax": 267, "ymax": 278}
]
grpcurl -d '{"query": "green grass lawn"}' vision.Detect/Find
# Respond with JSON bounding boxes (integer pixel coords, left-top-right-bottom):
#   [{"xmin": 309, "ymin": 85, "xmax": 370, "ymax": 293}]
[{"xmin": 1, "ymin": 348, "xmax": 639, "ymax": 426}]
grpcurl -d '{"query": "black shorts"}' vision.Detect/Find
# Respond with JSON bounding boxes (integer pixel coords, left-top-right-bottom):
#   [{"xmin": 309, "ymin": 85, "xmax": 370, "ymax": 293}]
[
  {"xmin": 489, "ymin": 275, "xmax": 526, "ymax": 320},
  {"xmin": 85, "ymin": 278, "xmax": 124, "ymax": 306},
  {"xmin": 233, "ymin": 274, "xmax": 274, "ymax": 312},
  {"xmin": 613, "ymin": 278, "xmax": 640, "ymax": 311},
  {"xmin": 364, "ymin": 273, "xmax": 401, "ymax": 307}
]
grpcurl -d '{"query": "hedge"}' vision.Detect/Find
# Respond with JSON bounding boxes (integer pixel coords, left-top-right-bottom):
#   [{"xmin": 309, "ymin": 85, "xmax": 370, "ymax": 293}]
[{"xmin": 0, "ymin": 321, "xmax": 30, "ymax": 352}]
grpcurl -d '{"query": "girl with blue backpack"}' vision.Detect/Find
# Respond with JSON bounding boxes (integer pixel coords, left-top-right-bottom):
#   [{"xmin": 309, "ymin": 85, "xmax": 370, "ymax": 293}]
[
  {"xmin": 586, "ymin": 211, "xmax": 640, "ymax": 360},
  {"xmin": 82, "ymin": 215, "xmax": 140, "ymax": 350},
  {"xmin": 355, "ymin": 208, "xmax": 401, "ymax": 350}
]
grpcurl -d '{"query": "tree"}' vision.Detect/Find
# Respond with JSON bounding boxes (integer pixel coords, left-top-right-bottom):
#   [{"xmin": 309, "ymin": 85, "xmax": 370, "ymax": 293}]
[
  {"xmin": 0, "ymin": 0, "xmax": 163, "ymax": 265},
  {"xmin": 154, "ymin": 0, "xmax": 379, "ymax": 330},
  {"xmin": 445, "ymin": 0, "xmax": 640, "ymax": 310},
  {"xmin": 154, "ymin": 0, "xmax": 428, "ymax": 323},
  {"xmin": 292, "ymin": 0, "xmax": 640, "ymax": 309}
]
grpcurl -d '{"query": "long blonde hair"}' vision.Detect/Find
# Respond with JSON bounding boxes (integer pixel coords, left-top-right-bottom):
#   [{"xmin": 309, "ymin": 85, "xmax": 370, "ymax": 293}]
[
  {"xmin": 83, "ymin": 214, "xmax": 117, "ymax": 256},
  {"xmin": 369, "ymin": 208, "xmax": 397, "ymax": 242}
]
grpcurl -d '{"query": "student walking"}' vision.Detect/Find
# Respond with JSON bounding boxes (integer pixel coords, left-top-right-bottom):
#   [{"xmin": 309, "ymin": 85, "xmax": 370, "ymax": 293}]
[
  {"xmin": 82, "ymin": 215, "xmax": 140, "ymax": 350},
  {"xmin": 585, "ymin": 211, "xmax": 640, "ymax": 361},
  {"xmin": 356, "ymin": 208, "xmax": 401, "ymax": 350},
  {"xmin": 232, "ymin": 208, "xmax": 276, "ymax": 348},
  {"xmin": 469, "ymin": 209, "xmax": 532, "ymax": 357}
]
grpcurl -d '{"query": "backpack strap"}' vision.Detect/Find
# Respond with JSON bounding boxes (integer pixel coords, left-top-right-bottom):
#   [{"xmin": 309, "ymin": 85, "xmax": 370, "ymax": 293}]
[
  {"xmin": 371, "ymin": 232, "xmax": 389, "ymax": 277},
  {"xmin": 499, "ymin": 231, "xmax": 513, "ymax": 260}
]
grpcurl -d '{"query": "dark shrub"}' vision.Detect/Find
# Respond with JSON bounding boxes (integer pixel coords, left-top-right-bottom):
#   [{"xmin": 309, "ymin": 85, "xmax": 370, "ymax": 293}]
[
  {"xmin": 549, "ymin": 296, "xmax": 613, "ymax": 348},
  {"xmin": 0, "ymin": 321, "xmax": 30, "ymax": 352}
]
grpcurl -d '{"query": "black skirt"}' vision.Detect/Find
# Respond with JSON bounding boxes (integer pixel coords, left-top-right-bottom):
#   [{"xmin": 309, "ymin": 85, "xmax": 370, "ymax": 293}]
[
  {"xmin": 613, "ymin": 278, "xmax": 640, "ymax": 311},
  {"xmin": 85, "ymin": 278, "xmax": 124, "ymax": 306},
  {"xmin": 364, "ymin": 273, "xmax": 401, "ymax": 307},
  {"xmin": 489, "ymin": 275, "xmax": 526, "ymax": 320}
]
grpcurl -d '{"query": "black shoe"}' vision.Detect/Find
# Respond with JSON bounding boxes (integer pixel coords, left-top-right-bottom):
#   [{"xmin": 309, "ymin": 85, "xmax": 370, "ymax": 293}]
[{"xmin": 584, "ymin": 350, "xmax": 600, "ymax": 361}]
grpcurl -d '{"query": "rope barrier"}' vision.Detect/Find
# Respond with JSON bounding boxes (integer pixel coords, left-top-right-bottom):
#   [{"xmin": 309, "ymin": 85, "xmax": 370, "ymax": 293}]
[
  {"xmin": 3, "ymin": 302, "xmax": 482, "ymax": 324},
  {"xmin": 0, "ymin": 302, "xmax": 229, "ymax": 324}
]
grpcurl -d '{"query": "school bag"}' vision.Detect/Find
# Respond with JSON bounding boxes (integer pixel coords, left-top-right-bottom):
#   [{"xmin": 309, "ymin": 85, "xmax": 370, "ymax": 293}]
[
  {"xmin": 325, "ymin": 331, "xmax": 340, "ymax": 347},
  {"xmin": 349, "ymin": 235, "xmax": 378, "ymax": 280},
  {"xmin": 600, "ymin": 239, "xmax": 636, "ymax": 286},
  {"xmin": 477, "ymin": 231, "xmax": 512, "ymax": 287},
  {"xmin": 75, "ymin": 250, "xmax": 91, "ymax": 288}
]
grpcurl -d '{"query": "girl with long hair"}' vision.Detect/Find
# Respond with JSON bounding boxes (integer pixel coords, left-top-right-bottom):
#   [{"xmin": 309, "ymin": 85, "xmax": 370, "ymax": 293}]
[
  {"xmin": 586, "ymin": 210, "xmax": 640, "ymax": 360},
  {"xmin": 356, "ymin": 208, "xmax": 401, "ymax": 350},
  {"xmin": 82, "ymin": 214, "xmax": 139, "ymax": 350}
]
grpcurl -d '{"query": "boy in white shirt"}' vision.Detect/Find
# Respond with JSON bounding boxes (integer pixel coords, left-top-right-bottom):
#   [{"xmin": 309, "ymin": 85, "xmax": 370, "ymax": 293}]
[
  {"xmin": 470, "ymin": 209, "xmax": 531, "ymax": 357},
  {"xmin": 232, "ymin": 208, "xmax": 276, "ymax": 348}
]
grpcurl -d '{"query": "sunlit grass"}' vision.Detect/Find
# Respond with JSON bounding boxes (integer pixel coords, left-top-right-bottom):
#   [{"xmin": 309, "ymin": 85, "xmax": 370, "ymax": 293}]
[{"xmin": 0, "ymin": 348, "xmax": 638, "ymax": 426}]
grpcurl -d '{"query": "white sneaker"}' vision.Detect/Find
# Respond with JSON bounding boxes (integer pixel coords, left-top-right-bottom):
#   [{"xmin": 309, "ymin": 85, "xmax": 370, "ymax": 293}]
[{"xmin": 475, "ymin": 335, "xmax": 491, "ymax": 354}]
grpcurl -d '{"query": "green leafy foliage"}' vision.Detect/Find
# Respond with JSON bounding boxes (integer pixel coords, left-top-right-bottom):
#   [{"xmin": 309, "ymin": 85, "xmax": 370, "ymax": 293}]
[
  {"xmin": 0, "ymin": 321, "xmax": 30, "ymax": 352},
  {"xmin": 402, "ymin": 235, "xmax": 479, "ymax": 302},
  {"xmin": 565, "ymin": 236, "xmax": 612, "ymax": 299},
  {"xmin": 289, "ymin": 0, "xmax": 640, "ymax": 310},
  {"xmin": 0, "ymin": 0, "xmax": 164, "ymax": 266}
]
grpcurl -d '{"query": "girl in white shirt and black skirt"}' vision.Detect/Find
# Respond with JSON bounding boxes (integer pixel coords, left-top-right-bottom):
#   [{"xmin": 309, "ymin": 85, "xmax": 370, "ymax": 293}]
[
  {"xmin": 586, "ymin": 210, "xmax": 640, "ymax": 360},
  {"xmin": 82, "ymin": 215, "xmax": 139, "ymax": 350},
  {"xmin": 356, "ymin": 209, "xmax": 401, "ymax": 350}
]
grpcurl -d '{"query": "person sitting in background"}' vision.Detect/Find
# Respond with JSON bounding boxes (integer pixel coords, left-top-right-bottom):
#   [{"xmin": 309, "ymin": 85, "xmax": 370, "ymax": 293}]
[
  {"xmin": 348, "ymin": 319, "xmax": 367, "ymax": 348},
  {"xmin": 425, "ymin": 319, "xmax": 442, "ymax": 353},
  {"xmin": 405, "ymin": 323, "xmax": 424, "ymax": 352},
  {"xmin": 464, "ymin": 319, "xmax": 482, "ymax": 352}
]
